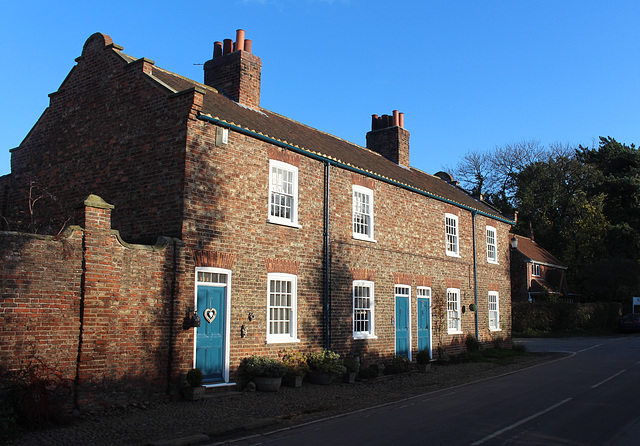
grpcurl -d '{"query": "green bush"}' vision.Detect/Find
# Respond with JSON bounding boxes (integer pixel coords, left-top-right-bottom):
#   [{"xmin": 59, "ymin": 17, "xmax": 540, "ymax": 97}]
[
  {"xmin": 306, "ymin": 350, "xmax": 346, "ymax": 375},
  {"xmin": 383, "ymin": 356, "xmax": 412, "ymax": 375},
  {"xmin": 245, "ymin": 356, "xmax": 286, "ymax": 378},
  {"xmin": 186, "ymin": 368, "xmax": 203, "ymax": 387},
  {"xmin": 512, "ymin": 302, "xmax": 622, "ymax": 335},
  {"xmin": 357, "ymin": 367, "xmax": 378, "ymax": 380},
  {"xmin": 416, "ymin": 350, "xmax": 430, "ymax": 365}
]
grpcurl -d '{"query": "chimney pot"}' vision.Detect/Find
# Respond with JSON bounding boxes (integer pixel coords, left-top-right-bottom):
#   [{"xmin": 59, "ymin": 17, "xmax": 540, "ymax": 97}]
[
  {"xmin": 399, "ymin": 112, "xmax": 404, "ymax": 128},
  {"xmin": 236, "ymin": 29, "xmax": 245, "ymax": 51},
  {"xmin": 245, "ymin": 39, "xmax": 252, "ymax": 53},
  {"xmin": 223, "ymin": 39, "xmax": 232, "ymax": 55},
  {"xmin": 213, "ymin": 41, "xmax": 223, "ymax": 58},
  {"xmin": 371, "ymin": 114, "xmax": 379, "ymax": 130}
]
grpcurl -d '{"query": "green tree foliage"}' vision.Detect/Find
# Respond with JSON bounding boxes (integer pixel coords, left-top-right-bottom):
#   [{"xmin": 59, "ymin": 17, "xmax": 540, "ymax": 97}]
[{"xmin": 453, "ymin": 137, "xmax": 640, "ymax": 304}]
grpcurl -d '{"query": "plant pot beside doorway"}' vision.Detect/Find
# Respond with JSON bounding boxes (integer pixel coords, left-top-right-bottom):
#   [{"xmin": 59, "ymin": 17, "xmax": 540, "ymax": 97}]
[
  {"xmin": 309, "ymin": 371, "xmax": 334, "ymax": 385},
  {"xmin": 283, "ymin": 374, "xmax": 303, "ymax": 387}
]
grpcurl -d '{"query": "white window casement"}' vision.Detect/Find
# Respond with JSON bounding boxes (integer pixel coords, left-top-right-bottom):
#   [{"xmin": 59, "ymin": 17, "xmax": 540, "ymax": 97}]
[
  {"xmin": 489, "ymin": 291, "xmax": 500, "ymax": 331},
  {"xmin": 486, "ymin": 226, "xmax": 498, "ymax": 264},
  {"xmin": 353, "ymin": 185, "xmax": 375, "ymax": 241},
  {"xmin": 532, "ymin": 263, "xmax": 541, "ymax": 277},
  {"xmin": 445, "ymin": 213, "xmax": 459, "ymax": 257},
  {"xmin": 268, "ymin": 160, "xmax": 300, "ymax": 228},
  {"xmin": 267, "ymin": 273, "xmax": 299, "ymax": 343},
  {"xmin": 353, "ymin": 281, "xmax": 376, "ymax": 339},
  {"xmin": 446, "ymin": 288, "xmax": 462, "ymax": 334}
]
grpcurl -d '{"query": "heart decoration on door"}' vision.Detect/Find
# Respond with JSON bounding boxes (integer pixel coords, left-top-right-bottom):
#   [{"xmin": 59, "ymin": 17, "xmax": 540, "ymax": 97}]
[{"xmin": 204, "ymin": 308, "xmax": 217, "ymax": 323}]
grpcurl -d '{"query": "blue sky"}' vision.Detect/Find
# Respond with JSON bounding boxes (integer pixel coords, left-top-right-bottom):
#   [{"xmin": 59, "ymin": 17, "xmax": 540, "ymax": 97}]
[{"xmin": 1, "ymin": 1, "xmax": 638, "ymax": 177}]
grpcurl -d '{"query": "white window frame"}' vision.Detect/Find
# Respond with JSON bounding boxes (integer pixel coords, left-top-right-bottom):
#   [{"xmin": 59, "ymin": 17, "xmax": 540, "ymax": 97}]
[
  {"xmin": 446, "ymin": 288, "xmax": 462, "ymax": 334},
  {"xmin": 268, "ymin": 160, "xmax": 300, "ymax": 228},
  {"xmin": 352, "ymin": 185, "xmax": 375, "ymax": 242},
  {"xmin": 489, "ymin": 291, "xmax": 500, "ymax": 331},
  {"xmin": 445, "ymin": 213, "xmax": 459, "ymax": 257},
  {"xmin": 532, "ymin": 263, "xmax": 541, "ymax": 277},
  {"xmin": 353, "ymin": 280, "xmax": 376, "ymax": 339},
  {"xmin": 266, "ymin": 273, "xmax": 299, "ymax": 343},
  {"xmin": 486, "ymin": 225, "xmax": 498, "ymax": 264}
]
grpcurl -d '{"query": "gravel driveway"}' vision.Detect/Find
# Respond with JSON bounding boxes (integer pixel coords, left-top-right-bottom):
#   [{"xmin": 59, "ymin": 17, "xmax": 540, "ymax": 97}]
[{"xmin": 6, "ymin": 352, "xmax": 564, "ymax": 446}]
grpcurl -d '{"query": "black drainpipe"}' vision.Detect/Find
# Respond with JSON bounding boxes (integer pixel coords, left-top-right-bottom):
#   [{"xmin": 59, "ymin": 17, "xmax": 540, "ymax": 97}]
[
  {"xmin": 472, "ymin": 211, "xmax": 479, "ymax": 341},
  {"xmin": 166, "ymin": 238, "xmax": 179, "ymax": 395},
  {"xmin": 323, "ymin": 161, "xmax": 331, "ymax": 350}
]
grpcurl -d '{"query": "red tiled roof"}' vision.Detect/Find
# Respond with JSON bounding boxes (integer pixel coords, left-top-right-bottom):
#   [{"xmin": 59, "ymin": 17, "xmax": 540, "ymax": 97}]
[
  {"xmin": 145, "ymin": 60, "xmax": 510, "ymax": 222},
  {"xmin": 513, "ymin": 235, "xmax": 565, "ymax": 268}
]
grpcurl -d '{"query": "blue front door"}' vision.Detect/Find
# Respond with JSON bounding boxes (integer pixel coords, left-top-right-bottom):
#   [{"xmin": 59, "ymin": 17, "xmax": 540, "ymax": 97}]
[
  {"xmin": 395, "ymin": 294, "xmax": 410, "ymax": 358},
  {"xmin": 417, "ymin": 297, "xmax": 431, "ymax": 356},
  {"xmin": 196, "ymin": 285, "xmax": 226, "ymax": 382}
]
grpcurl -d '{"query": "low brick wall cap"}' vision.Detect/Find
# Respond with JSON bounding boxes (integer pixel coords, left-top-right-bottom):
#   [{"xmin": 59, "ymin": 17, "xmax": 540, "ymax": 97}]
[{"xmin": 80, "ymin": 194, "xmax": 114, "ymax": 210}]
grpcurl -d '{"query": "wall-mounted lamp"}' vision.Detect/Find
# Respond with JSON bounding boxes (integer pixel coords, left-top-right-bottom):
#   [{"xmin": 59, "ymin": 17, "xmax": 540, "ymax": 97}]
[
  {"xmin": 183, "ymin": 309, "xmax": 201, "ymax": 330},
  {"xmin": 510, "ymin": 236, "xmax": 518, "ymax": 249}
]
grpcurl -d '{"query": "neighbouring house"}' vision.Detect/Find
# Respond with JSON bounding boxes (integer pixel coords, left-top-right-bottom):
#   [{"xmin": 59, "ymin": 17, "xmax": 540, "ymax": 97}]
[
  {"xmin": 0, "ymin": 30, "xmax": 514, "ymax": 411},
  {"xmin": 510, "ymin": 234, "xmax": 573, "ymax": 302}
]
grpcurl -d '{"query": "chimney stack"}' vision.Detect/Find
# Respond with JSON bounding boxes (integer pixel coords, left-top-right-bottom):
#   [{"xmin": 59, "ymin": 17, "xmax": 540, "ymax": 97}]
[
  {"xmin": 204, "ymin": 29, "xmax": 262, "ymax": 110},
  {"xmin": 366, "ymin": 111, "xmax": 410, "ymax": 167}
]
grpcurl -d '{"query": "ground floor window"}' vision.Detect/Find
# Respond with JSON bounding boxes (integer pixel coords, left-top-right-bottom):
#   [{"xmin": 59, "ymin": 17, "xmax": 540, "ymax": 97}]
[
  {"xmin": 447, "ymin": 288, "xmax": 461, "ymax": 334},
  {"xmin": 353, "ymin": 281, "xmax": 375, "ymax": 339},
  {"xmin": 267, "ymin": 273, "xmax": 298, "ymax": 343},
  {"xmin": 489, "ymin": 291, "xmax": 500, "ymax": 331}
]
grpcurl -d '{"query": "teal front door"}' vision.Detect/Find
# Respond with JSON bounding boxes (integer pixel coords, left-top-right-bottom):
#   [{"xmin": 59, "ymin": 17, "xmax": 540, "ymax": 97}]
[
  {"xmin": 196, "ymin": 285, "xmax": 226, "ymax": 382},
  {"xmin": 417, "ymin": 297, "xmax": 431, "ymax": 356},
  {"xmin": 395, "ymin": 288, "xmax": 410, "ymax": 358}
]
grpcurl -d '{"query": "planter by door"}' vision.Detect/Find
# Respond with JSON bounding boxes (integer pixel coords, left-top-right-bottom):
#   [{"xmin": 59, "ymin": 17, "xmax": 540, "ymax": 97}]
[
  {"xmin": 183, "ymin": 386, "xmax": 205, "ymax": 401},
  {"xmin": 309, "ymin": 371, "xmax": 333, "ymax": 385},
  {"xmin": 344, "ymin": 372, "xmax": 357, "ymax": 383},
  {"xmin": 254, "ymin": 377, "xmax": 282, "ymax": 392}
]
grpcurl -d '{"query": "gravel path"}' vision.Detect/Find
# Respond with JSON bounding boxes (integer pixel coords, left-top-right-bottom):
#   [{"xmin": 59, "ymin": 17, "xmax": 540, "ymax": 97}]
[{"xmin": 6, "ymin": 353, "xmax": 564, "ymax": 446}]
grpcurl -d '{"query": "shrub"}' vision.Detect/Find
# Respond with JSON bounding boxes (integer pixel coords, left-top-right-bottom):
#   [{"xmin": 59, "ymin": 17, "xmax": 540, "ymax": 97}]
[
  {"xmin": 383, "ymin": 356, "xmax": 412, "ymax": 375},
  {"xmin": 465, "ymin": 334, "xmax": 480, "ymax": 352},
  {"xmin": 342, "ymin": 357, "xmax": 359, "ymax": 373},
  {"xmin": 186, "ymin": 368, "xmax": 203, "ymax": 387},
  {"xmin": 306, "ymin": 350, "xmax": 346, "ymax": 375},
  {"xmin": 245, "ymin": 356, "xmax": 286, "ymax": 378},
  {"xmin": 416, "ymin": 350, "xmax": 430, "ymax": 365},
  {"xmin": 279, "ymin": 349, "xmax": 309, "ymax": 377}
]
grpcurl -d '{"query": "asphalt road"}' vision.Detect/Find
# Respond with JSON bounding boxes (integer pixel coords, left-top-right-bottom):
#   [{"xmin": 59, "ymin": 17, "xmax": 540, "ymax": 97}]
[{"xmin": 220, "ymin": 335, "xmax": 640, "ymax": 446}]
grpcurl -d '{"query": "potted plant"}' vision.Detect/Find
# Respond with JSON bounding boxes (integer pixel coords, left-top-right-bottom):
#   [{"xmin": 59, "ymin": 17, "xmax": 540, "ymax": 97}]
[
  {"xmin": 183, "ymin": 368, "xmax": 205, "ymax": 401},
  {"xmin": 416, "ymin": 350, "xmax": 431, "ymax": 372},
  {"xmin": 306, "ymin": 349, "xmax": 346, "ymax": 385},
  {"xmin": 342, "ymin": 357, "xmax": 360, "ymax": 383},
  {"xmin": 245, "ymin": 355, "xmax": 286, "ymax": 392},
  {"xmin": 279, "ymin": 348, "xmax": 309, "ymax": 387}
]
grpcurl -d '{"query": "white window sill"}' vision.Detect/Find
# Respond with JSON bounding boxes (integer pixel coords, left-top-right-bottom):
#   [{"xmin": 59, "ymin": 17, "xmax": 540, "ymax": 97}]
[
  {"xmin": 267, "ymin": 218, "xmax": 302, "ymax": 229},
  {"xmin": 352, "ymin": 234, "xmax": 377, "ymax": 243},
  {"xmin": 447, "ymin": 330, "xmax": 463, "ymax": 335},
  {"xmin": 487, "ymin": 259, "xmax": 499, "ymax": 265},
  {"xmin": 446, "ymin": 252, "xmax": 460, "ymax": 258},
  {"xmin": 353, "ymin": 334, "xmax": 378, "ymax": 340},
  {"xmin": 266, "ymin": 337, "xmax": 301, "ymax": 344},
  {"xmin": 489, "ymin": 328, "xmax": 502, "ymax": 332}
]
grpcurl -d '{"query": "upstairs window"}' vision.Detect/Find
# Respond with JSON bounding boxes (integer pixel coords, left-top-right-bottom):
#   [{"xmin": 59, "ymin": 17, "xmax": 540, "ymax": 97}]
[
  {"xmin": 486, "ymin": 226, "xmax": 498, "ymax": 263},
  {"xmin": 353, "ymin": 281, "xmax": 376, "ymax": 339},
  {"xmin": 489, "ymin": 292, "xmax": 500, "ymax": 331},
  {"xmin": 445, "ymin": 213, "xmax": 459, "ymax": 256},
  {"xmin": 268, "ymin": 160, "xmax": 299, "ymax": 227},
  {"xmin": 446, "ymin": 288, "xmax": 462, "ymax": 334},
  {"xmin": 353, "ymin": 185, "xmax": 374, "ymax": 241}
]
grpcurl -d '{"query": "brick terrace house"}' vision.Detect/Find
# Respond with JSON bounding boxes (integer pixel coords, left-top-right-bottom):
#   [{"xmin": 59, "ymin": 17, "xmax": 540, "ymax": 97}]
[
  {"xmin": 510, "ymin": 234, "xmax": 572, "ymax": 302},
  {"xmin": 0, "ymin": 31, "xmax": 514, "ymax": 410}
]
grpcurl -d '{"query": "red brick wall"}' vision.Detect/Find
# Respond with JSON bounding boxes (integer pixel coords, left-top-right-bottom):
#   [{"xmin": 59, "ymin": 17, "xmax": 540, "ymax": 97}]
[
  {"xmin": 180, "ymin": 118, "xmax": 512, "ymax": 376},
  {"xmin": 0, "ymin": 196, "xmax": 180, "ymax": 411},
  {"xmin": 3, "ymin": 33, "xmax": 194, "ymax": 242}
]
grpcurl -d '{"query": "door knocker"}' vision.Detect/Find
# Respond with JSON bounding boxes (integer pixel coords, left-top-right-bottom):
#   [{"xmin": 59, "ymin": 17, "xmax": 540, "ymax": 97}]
[{"xmin": 204, "ymin": 308, "xmax": 217, "ymax": 323}]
